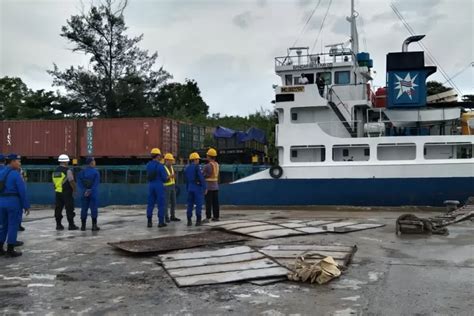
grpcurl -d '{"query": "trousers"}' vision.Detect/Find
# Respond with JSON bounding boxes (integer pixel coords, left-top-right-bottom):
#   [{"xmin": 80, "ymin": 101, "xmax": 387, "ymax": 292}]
[
  {"xmin": 164, "ymin": 185, "xmax": 176, "ymax": 219},
  {"xmin": 81, "ymin": 194, "xmax": 98, "ymax": 220},
  {"xmin": 55, "ymin": 192, "xmax": 75, "ymax": 223},
  {"xmin": 147, "ymin": 184, "xmax": 165, "ymax": 224},
  {"xmin": 205, "ymin": 190, "xmax": 220, "ymax": 219},
  {"xmin": 186, "ymin": 191, "xmax": 203, "ymax": 220},
  {"xmin": 0, "ymin": 206, "xmax": 20, "ymax": 245}
]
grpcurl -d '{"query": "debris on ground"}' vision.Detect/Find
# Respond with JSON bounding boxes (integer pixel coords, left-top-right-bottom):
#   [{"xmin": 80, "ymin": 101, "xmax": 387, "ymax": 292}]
[
  {"xmin": 205, "ymin": 219, "xmax": 384, "ymax": 239},
  {"xmin": 288, "ymin": 256, "xmax": 342, "ymax": 284},
  {"xmin": 157, "ymin": 246, "xmax": 289, "ymax": 287},
  {"xmin": 108, "ymin": 231, "xmax": 247, "ymax": 254}
]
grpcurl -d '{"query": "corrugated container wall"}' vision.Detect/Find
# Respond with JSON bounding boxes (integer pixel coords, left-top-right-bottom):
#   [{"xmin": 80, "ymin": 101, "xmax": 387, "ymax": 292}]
[
  {"xmin": 160, "ymin": 118, "xmax": 179, "ymax": 156},
  {"xmin": 0, "ymin": 120, "xmax": 77, "ymax": 158},
  {"xmin": 78, "ymin": 118, "xmax": 168, "ymax": 158}
]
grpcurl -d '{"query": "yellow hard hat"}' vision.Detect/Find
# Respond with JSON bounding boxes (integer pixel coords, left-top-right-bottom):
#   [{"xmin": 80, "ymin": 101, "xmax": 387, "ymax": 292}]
[
  {"xmin": 164, "ymin": 153, "xmax": 174, "ymax": 161},
  {"xmin": 207, "ymin": 148, "xmax": 217, "ymax": 157},
  {"xmin": 189, "ymin": 152, "xmax": 200, "ymax": 160},
  {"xmin": 150, "ymin": 148, "xmax": 161, "ymax": 155}
]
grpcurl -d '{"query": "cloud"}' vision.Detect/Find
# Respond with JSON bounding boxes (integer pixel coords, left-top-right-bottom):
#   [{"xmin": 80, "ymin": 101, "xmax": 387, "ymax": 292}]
[{"xmin": 232, "ymin": 11, "xmax": 258, "ymax": 29}]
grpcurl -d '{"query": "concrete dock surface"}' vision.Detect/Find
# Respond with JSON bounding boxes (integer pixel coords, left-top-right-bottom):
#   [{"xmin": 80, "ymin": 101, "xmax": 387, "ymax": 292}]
[{"xmin": 1, "ymin": 206, "xmax": 473, "ymax": 316}]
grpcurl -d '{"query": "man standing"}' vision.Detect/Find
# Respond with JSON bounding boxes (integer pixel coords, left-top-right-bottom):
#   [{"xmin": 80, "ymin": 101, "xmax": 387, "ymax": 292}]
[
  {"xmin": 78, "ymin": 157, "xmax": 100, "ymax": 231},
  {"xmin": 146, "ymin": 148, "xmax": 168, "ymax": 228},
  {"xmin": 163, "ymin": 153, "xmax": 180, "ymax": 222},
  {"xmin": 184, "ymin": 152, "xmax": 207, "ymax": 227},
  {"xmin": 0, "ymin": 154, "xmax": 30, "ymax": 257},
  {"xmin": 52, "ymin": 154, "xmax": 78, "ymax": 231},
  {"xmin": 316, "ymin": 73, "xmax": 326, "ymax": 97},
  {"xmin": 203, "ymin": 148, "xmax": 220, "ymax": 222}
]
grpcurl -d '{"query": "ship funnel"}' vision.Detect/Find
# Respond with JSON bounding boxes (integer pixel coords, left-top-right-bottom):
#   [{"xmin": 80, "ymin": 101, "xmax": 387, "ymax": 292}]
[{"xmin": 402, "ymin": 35, "xmax": 425, "ymax": 52}]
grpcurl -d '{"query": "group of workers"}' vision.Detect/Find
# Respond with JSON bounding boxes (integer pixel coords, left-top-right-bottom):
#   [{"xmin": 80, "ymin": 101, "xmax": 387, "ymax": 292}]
[{"xmin": 0, "ymin": 148, "xmax": 220, "ymax": 258}]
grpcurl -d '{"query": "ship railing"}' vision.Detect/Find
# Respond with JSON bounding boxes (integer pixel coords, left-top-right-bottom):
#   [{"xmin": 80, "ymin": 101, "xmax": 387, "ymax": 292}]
[{"xmin": 275, "ymin": 52, "xmax": 353, "ymax": 67}]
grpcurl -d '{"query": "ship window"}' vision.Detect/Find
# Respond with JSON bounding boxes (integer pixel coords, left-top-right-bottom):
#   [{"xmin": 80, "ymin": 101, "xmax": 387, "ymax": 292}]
[
  {"xmin": 377, "ymin": 143, "xmax": 416, "ymax": 161},
  {"xmin": 333, "ymin": 144, "xmax": 370, "ymax": 162},
  {"xmin": 424, "ymin": 142, "xmax": 473, "ymax": 160},
  {"xmin": 290, "ymin": 146, "xmax": 326, "ymax": 162},
  {"xmin": 285, "ymin": 74, "xmax": 293, "ymax": 86},
  {"xmin": 335, "ymin": 71, "xmax": 351, "ymax": 84},
  {"xmin": 317, "ymin": 72, "xmax": 332, "ymax": 85},
  {"xmin": 291, "ymin": 113, "xmax": 298, "ymax": 121},
  {"xmin": 276, "ymin": 94, "xmax": 295, "ymax": 102}
]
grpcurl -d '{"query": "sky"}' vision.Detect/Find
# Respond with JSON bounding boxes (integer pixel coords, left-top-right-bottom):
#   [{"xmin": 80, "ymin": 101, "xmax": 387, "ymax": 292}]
[{"xmin": 0, "ymin": 0, "xmax": 473, "ymax": 116}]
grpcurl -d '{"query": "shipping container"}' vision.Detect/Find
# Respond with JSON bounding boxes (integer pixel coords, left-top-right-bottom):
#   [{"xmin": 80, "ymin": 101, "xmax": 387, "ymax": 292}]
[
  {"xmin": 178, "ymin": 122, "xmax": 205, "ymax": 159},
  {"xmin": 0, "ymin": 120, "xmax": 78, "ymax": 158},
  {"xmin": 78, "ymin": 118, "xmax": 178, "ymax": 158}
]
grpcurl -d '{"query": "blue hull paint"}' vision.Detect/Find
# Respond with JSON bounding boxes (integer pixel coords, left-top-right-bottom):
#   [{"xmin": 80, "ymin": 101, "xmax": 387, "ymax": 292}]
[{"xmin": 27, "ymin": 177, "xmax": 473, "ymax": 207}]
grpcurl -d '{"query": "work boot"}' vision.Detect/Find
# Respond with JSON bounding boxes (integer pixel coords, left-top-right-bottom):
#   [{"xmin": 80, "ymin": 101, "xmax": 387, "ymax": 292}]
[
  {"xmin": 91, "ymin": 218, "xmax": 100, "ymax": 231},
  {"xmin": 5, "ymin": 244, "xmax": 22, "ymax": 258},
  {"xmin": 56, "ymin": 219, "xmax": 64, "ymax": 231},
  {"xmin": 170, "ymin": 217, "xmax": 181, "ymax": 222},
  {"xmin": 158, "ymin": 223, "xmax": 167, "ymax": 228},
  {"xmin": 0, "ymin": 244, "xmax": 5, "ymax": 256},
  {"xmin": 195, "ymin": 218, "xmax": 202, "ymax": 227},
  {"xmin": 147, "ymin": 218, "xmax": 152, "ymax": 228},
  {"xmin": 212, "ymin": 218, "xmax": 220, "ymax": 222},
  {"xmin": 201, "ymin": 218, "xmax": 210, "ymax": 224},
  {"xmin": 80, "ymin": 219, "xmax": 86, "ymax": 231},
  {"xmin": 187, "ymin": 219, "xmax": 192, "ymax": 227},
  {"xmin": 14, "ymin": 241, "xmax": 24, "ymax": 247},
  {"xmin": 18, "ymin": 224, "xmax": 25, "ymax": 231},
  {"xmin": 68, "ymin": 223, "xmax": 79, "ymax": 231},
  {"xmin": 165, "ymin": 217, "xmax": 171, "ymax": 223}
]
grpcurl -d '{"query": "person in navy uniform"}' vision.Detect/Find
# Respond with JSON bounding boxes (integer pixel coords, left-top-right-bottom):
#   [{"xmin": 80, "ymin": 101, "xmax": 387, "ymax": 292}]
[
  {"xmin": 0, "ymin": 154, "xmax": 30, "ymax": 257},
  {"xmin": 184, "ymin": 152, "xmax": 207, "ymax": 227},
  {"xmin": 146, "ymin": 148, "xmax": 169, "ymax": 228},
  {"xmin": 78, "ymin": 157, "xmax": 100, "ymax": 231}
]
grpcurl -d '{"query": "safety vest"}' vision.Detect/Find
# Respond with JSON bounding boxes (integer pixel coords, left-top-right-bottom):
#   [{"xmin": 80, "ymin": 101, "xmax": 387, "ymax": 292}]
[
  {"xmin": 206, "ymin": 161, "xmax": 219, "ymax": 182},
  {"xmin": 164, "ymin": 165, "xmax": 175, "ymax": 186},
  {"xmin": 52, "ymin": 167, "xmax": 68, "ymax": 193}
]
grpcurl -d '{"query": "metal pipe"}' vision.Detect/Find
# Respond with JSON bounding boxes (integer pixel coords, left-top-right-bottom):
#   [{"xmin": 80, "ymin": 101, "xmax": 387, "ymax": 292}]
[{"xmin": 402, "ymin": 35, "xmax": 425, "ymax": 52}]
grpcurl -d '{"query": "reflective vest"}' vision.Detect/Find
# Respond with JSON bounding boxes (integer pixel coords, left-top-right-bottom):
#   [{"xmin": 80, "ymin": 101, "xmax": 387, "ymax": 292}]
[
  {"xmin": 164, "ymin": 165, "xmax": 175, "ymax": 186},
  {"xmin": 52, "ymin": 167, "xmax": 68, "ymax": 193},
  {"xmin": 206, "ymin": 161, "xmax": 219, "ymax": 182}
]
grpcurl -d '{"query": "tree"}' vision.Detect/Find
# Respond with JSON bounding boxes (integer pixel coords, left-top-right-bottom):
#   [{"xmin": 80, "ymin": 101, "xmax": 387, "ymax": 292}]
[
  {"xmin": 154, "ymin": 80, "xmax": 209, "ymax": 118},
  {"xmin": 427, "ymin": 81, "xmax": 451, "ymax": 96},
  {"xmin": 462, "ymin": 95, "xmax": 474, "ymax": 102},
  {"xmin": 0, "ymin": 77, "xmax": 29, "ymax": 119},
  {"xmin": 49, "ymin": 0, "xmax": 171, "ymax": 118}
]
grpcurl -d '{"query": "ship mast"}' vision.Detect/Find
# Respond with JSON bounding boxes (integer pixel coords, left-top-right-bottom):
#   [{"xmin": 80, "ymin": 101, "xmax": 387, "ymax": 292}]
[{"xmin": 346, "ymin": 0, "xmax": 359, "ymax": 54}]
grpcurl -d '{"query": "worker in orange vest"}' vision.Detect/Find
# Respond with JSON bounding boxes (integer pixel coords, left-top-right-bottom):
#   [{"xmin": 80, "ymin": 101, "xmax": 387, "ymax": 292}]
[{"xmin": 202, "ymin": 148, "xmax": 220, "ymax": 222}]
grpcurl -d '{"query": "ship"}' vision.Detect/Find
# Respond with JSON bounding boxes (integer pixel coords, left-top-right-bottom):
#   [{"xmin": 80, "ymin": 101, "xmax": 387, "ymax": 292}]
[{"xmin": 217, "ymin": 0, "xmax": 474, "ymax": 206}]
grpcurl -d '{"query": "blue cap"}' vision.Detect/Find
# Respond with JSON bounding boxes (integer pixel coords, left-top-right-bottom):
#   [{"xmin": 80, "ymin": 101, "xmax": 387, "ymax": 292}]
[
  {"xmin": 7, "ymin": 154, "xmax": 21, "ymax": 160},
  {"xmin": 85, "ymin": 157, "xmax": 95, "ymax": 165}
]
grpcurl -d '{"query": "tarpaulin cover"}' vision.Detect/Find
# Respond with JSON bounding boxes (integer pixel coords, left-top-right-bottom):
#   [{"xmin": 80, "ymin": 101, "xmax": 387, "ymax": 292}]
[{"xmin": 213, "ymin": 126, "xmax": 267, "ymax": 144}]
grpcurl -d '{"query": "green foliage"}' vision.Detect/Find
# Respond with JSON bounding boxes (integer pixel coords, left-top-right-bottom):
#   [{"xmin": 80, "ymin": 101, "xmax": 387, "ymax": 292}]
[{"xmin": 426, "ymin": 81, "xmax": 451, "ymax": 96}]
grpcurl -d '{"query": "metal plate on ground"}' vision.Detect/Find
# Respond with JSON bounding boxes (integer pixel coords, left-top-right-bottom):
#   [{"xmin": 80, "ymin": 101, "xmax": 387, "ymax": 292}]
[
  {"xmin": 158, "ymin": 246, "xmax": 290, "ymax": 287},
  {"xmin": 108, "ymin": 231, "xmax": 247, "ymax": 254},
  {"xmin": 205, "ymin": 219, "xmax": 384, "ymax": 239},
  {"xmin": 259, "ymin": 244, "xmax": 357, "ymax": 270}
]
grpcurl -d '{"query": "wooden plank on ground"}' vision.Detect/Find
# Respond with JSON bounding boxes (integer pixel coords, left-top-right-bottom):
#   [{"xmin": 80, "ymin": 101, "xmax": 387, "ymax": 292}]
[
  {"xmin": 278, "ymin": 222, "xmax": 309, "ymax": 228},
  {"xmin": 217, "ymin": 221, "xmax": 268, "ymax": 230},
  {"xmin": 259, "ymin": 250, "xmax": 350, "ymax": 260},
  {"xmin": 232, "ymin": 225, "xmax": 285, "ymax": 234},
  {"xmin": 322, "ymin": 222, "xmax": 357, "ymax": 231},
  {"xmin": 333, "ymin": 223, "xmax": 385, "ymax": 232},
  {"xmin": 296, "ymin": 227, "xmax": 326, "ymax": 234},
  {"xmin": 160, "ymin": 245, "xmax": 252, "ymax": 261},
  {"xmin": 304, "ymin": 220, "xmax": 340, "ymax": 227},
  {"xmin": 204, "ymin": 220, "xmax": 248, "ymax": 227},
  {"xmin": 261, "ymin": 245, "xmax": 355, "ymax": 252},
  {"xmin": 161, "ymin": 252, "xmax": 266, "ymax": 269},
  {"xmin": 249, "ymin": 229, "xmax": 304, "ymax": 239}
]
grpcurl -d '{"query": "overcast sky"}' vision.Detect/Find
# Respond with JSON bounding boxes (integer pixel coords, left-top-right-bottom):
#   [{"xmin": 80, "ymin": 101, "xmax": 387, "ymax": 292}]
[{"xmin": 1, "ymin": 0, "xmax": 472, "ymax": 116}]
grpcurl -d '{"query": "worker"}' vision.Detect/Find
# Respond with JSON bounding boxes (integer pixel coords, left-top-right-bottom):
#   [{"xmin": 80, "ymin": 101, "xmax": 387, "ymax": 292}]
[
  {"xmin": 0, "ymin": 154, "xmax": 30, "ymax": 257},
  {"xmin": 316, "ymin": 73, "xmax": 326, "ymax": 97},
  {"xmin": 52, "ymin": 154, "xmax": 79, "ymax": 231},
  {"xmin": 146, "ymin": 148, "xmax": 168, "ymax": 228},
  {"xmin": 77, "ymin": 157, "xmax": 100, "ymax": 231},
  {"xmin": 163, "ymin": 153, "xmax": 180, "ymax": 222},
  {"xmin": 184, "ymin": 152, "xmax": 207, "ymax": 226},
  {"xmin": 298, "ymin": 73, "xmax": 309, "ymax": 85},
  {"xmin": 17, "ymin": 168, "xmax": 27, "ymax": 232},
  {"xmin": 202, "ymin": 148, "xmax": 220, "ymax": 222}
]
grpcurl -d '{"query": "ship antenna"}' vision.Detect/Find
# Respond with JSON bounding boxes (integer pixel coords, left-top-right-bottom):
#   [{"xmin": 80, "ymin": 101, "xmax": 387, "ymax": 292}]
[{"xmin": 346, "ymin": 0, "xmax": 359, "ymax": 54}]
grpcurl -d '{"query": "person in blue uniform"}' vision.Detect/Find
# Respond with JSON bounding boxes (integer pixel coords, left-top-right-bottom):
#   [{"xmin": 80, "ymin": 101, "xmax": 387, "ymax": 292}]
[
  {"xmin": 18, "ymin": 168, "xmax": 27, "ymax": 232},
  {"xmin": 78, "ymin": 157, "xmax": 100, "ymax": 231},
  {"xmin": 146, "ymin": 148, "xmax": 169, "ymax": 228},
  {"xmin": 0, "ymin": 154, "xmax": 30, "ymax": 257},
  {"xmin": 184, "ymin": 152, "xmax": 207, "ymax": 227}
]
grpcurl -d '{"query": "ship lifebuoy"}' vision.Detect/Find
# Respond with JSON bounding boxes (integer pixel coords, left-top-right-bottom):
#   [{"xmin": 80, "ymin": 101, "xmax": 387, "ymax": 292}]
[{"xmin": 269, "ymin": 165, "xmax": 283, "ymax": 179}]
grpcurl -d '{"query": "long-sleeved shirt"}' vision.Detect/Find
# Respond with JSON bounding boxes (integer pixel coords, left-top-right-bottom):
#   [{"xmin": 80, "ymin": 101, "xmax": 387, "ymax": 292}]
[
  {"xmin": 0, "ymin": 166, "xmax": 30, "ymax": 210},
  {"xmin": 184, "ymin": 164, "xmax": 207, "ymax": 193},
  {"xmin": 146, "ymin": 160, "xmax": 168, "ymax": 185},
  {"xmin": 77, "ymin": 166, "xmax": 100, "ymax": 197}
]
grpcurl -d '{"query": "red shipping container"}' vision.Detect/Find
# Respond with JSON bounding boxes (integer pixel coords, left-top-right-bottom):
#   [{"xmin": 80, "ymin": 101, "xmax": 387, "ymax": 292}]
[
  {"xmin": 0, "ymin": 120, "xmax": 77, "ymax": 158},
  {"xmin": 78, "ymin": 117, "xmax": 179, "ymax": 158},
  {"xmin": 171, "ymin": 120, "xmax": 179, "ymax": 156}
]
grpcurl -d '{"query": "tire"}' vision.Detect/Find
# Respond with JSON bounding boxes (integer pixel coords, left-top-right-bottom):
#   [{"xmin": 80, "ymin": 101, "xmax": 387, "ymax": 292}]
[{"xmin": 269, "ymin": 165, "xmax": 283, "ymax": 179}]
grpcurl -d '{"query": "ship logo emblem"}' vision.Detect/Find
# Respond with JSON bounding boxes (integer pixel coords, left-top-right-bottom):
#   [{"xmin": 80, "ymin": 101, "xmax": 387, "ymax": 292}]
[{"xmin": 394, "ymin": 73, "xmax": 418, "ymax": 99}]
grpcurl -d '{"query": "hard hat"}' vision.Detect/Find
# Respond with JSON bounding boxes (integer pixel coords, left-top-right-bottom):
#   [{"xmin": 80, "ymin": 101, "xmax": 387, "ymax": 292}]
[
  {"xmin": 189, "ymin": 152, "xmax": 200, "ymax": 160},
  {"xmin": 150, "ymin": 148, "xmax": 161, "ymax": 155},
  {"xmin": 207, "ymin": 148, "xmax": 217, "ymax": 157},
  {"xmin": 58, "ymin": 154, "xmax": 70, "ymax": 162},
  {"xmin": 164, "ymin": 153, "xmax": 174, "ymax": 161}
]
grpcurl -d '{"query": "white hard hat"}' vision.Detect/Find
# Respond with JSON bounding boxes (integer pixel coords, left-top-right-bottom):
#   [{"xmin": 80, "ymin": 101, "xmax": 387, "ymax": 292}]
[{"xmin": 58, "ymin": 154, "xmax": 70, "ymax": 162}]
